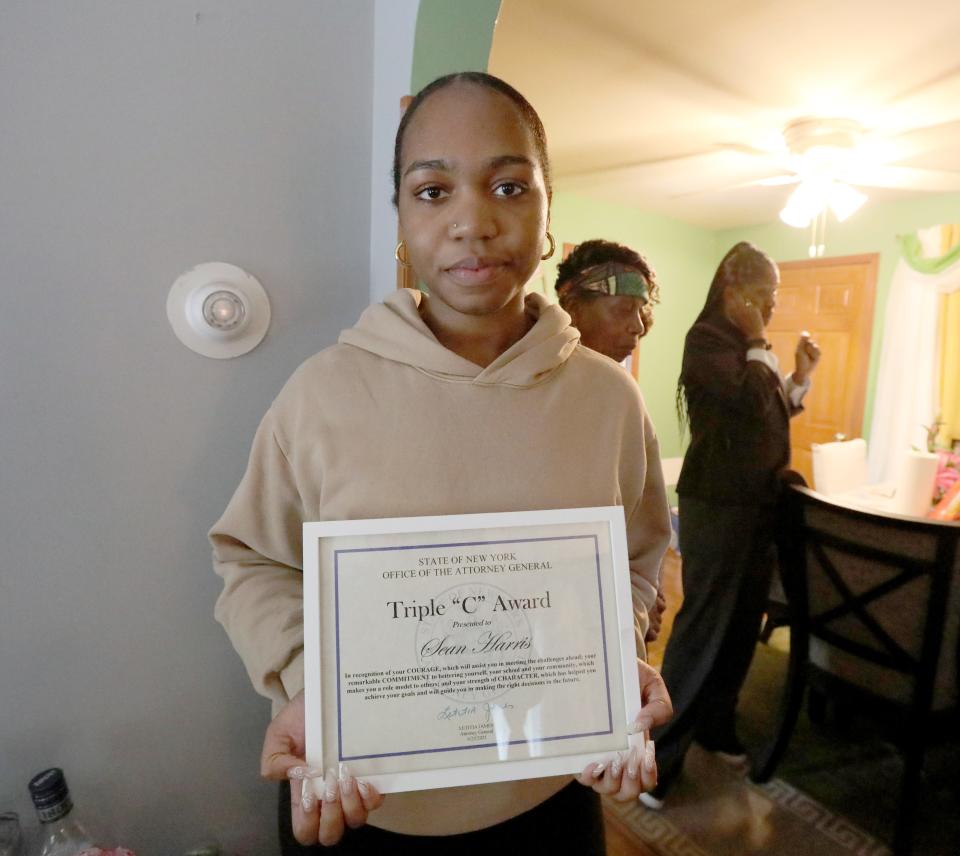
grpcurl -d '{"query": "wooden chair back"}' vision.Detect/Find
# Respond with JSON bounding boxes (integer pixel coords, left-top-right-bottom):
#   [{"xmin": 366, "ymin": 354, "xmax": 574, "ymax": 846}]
[{"xmin": 753, "ymin": 485, "xmax": 960, "ymax": 854}]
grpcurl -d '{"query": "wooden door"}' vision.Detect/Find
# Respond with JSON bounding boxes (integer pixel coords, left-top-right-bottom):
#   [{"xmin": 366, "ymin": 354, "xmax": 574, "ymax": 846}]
[{"xmin": 765, "ymin": 254, "xmax": 878, "ymax": 485}]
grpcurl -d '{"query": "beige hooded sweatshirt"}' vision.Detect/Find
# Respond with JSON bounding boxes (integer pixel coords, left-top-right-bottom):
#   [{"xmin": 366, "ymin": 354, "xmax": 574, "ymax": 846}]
[{"xmin": 210, "ymin": 288, "xmax": 670, "ymax": 835}]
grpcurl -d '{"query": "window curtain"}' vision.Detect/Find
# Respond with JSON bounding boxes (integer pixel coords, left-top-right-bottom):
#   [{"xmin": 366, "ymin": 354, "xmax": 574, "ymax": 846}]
[
  {"xmin": 936, "ymin": 224, "xmax": 960, "ymax": 448},
  {"xmin": 867, "ymin": 225, "xmax": 960, "ymax": 482}
]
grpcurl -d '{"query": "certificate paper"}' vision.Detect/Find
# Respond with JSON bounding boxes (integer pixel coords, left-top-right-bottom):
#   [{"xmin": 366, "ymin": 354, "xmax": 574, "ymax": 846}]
[{"xmin": 303, "ymin": 507, "xmax": 642, "ymax": 793}]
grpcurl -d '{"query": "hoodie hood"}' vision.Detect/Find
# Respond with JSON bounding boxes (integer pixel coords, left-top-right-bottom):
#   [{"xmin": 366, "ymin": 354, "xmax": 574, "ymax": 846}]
[{"xmin": 338, "ymin": 289, "xmax": 580, "ymax": 388}]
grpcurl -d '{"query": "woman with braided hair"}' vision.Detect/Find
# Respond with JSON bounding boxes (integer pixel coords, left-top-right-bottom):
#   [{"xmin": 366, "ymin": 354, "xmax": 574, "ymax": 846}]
[{"xmin": 641, "ymin": 241, "xmax": 820, "ymax": 808}]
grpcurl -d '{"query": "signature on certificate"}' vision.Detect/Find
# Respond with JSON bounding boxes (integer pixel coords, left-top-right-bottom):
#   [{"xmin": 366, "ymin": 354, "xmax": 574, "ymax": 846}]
[{"xmin": 437, "ymin": 701, "xmax": 514, "ymax": 724}]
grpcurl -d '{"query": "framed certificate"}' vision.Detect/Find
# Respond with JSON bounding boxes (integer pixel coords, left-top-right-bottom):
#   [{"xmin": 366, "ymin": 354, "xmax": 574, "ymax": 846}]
[{"xmin": 303, "ymin": 506, "xmax": 643, "ymax": 794}]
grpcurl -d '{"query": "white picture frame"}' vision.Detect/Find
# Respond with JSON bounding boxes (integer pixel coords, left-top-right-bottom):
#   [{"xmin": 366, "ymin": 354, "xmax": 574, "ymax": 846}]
[{"xmin": 303, "ymin": 506, "xmax": 643, "ymax": 794}]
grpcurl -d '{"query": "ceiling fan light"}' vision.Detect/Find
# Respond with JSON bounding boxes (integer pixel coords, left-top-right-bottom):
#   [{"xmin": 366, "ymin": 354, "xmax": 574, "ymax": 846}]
[
  {"xmin": 829, "ymin": 182, "xmax": 867, "ymax": 221},
  {"xmin": 780, "ymin": 181, "xmax": 824, "ymax": 228},
  {"xmin": 780, "ymin": 204, "xmax": 812, "ymax": 228}
]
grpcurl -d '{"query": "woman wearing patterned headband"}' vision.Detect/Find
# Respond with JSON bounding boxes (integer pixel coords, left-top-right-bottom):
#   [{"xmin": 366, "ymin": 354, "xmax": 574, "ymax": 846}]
[
  {"xmin": 556, "ymin": 239, "xmax": 668, "ymax": 643},
  {"xmin": 555, "ymin": 239, "xmax": 660, "ymax": 365}
]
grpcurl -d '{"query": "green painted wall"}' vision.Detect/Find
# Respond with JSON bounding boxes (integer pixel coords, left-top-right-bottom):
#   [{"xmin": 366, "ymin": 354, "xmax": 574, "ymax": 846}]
[
  {"xmin": 539, "ymin": 192, "xmax": 720, "ymax": 458},
  {"xmin": 714, "ymin": 192, "xmax": 960, "ymax": 437},
  {"xmin": 410, "ymin": 0, "xmax": 501, "ymax": 92}
]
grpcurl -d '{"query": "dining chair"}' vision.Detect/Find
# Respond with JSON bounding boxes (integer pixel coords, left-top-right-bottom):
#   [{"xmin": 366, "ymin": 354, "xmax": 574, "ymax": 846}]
[
  {"xmin": 759, "ymin": 469, "xmax": 809, "ymax": 644},
  {"xmin": 751, "ymin": 485, "xmax": 960, "ymax": 855}
]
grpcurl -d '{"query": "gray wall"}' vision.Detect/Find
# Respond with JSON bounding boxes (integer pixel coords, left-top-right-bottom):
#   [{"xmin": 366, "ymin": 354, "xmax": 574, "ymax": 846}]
[
  {"xmin": 369, "ymin": 0, "xmax": 418, "ymax": 304},
  {"xmin": 1, "ymin": 2, "xmax": 374, "ymax": 852}
]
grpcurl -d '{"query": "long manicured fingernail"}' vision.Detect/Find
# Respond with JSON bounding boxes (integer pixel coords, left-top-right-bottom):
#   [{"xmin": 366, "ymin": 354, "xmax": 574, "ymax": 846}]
[
  {"xmin": 357, "ymin": 779, "xmax": 371, "ymax": 799},
  {"xmin": 610, "ymin": 752, "xmax": 623, "ymax": 779},
  {"xmin": 287, "ymin": 765, "xmax": 323, "ymax": 780},
  {"xmin": 644, "ymin": 740, "xmax": 656, "ymax": 773},
  {"xmin": 630, "ymin": 715, "xmax": 653, "ymax": 734},
  {"xmin": 339, "ymin": 762, "xmax": 355, "ymax": 796},
  {"xmin": 591, "ymin": 762, "xmax": 606, "ymax": 779},
  {"xmin": 323, "ymin": 768, "xmax": 339, "ymax": 803},
  {"xmin": 626, "ymin": 746, "xmax": 641, "ymax": 779},
  {"xmin": 300, "ymin": 778, "xmax": 316, "ymax": 813}
]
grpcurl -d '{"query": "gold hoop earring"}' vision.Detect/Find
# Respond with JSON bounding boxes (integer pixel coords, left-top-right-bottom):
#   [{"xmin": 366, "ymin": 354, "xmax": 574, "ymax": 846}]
[
  {"xmin": 395, "ymin": 240, "xmax": 411, "ymax": 269},
  {"xmin": 541, "ymin": 231, "xmax": 556, "ymax": 261}
]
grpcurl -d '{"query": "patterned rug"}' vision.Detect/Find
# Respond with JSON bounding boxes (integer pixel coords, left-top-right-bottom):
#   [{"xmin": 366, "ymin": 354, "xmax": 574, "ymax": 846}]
[
  {"xmin": 603, "ymin": 745, "xmax": 890, "ymax": 856},
  {"xmin": 608, "ymin": 635, "xmax": 959, "ymax": 855},
  {"xmin": 630, "ymin": 553, "xmax": 959, "ymax": 855}
]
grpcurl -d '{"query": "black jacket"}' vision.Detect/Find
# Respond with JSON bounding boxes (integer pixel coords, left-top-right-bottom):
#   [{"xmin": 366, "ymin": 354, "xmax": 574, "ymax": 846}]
[{"xmin": 676, "ymin": 314, "xmax": 800, "ymax": 506}]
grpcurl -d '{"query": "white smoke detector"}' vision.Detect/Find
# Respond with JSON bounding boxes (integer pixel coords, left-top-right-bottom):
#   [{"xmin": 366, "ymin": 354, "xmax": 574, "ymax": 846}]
[{"xmin": 167, "ymin": 262, "xmax": 271, "ymax": 359}]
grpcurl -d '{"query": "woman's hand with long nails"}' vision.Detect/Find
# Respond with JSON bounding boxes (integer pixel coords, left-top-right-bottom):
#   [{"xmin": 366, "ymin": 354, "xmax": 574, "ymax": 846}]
[
  {"xmin": 576, "ymin": 736, "xmax": 658, "ymax": 801},
  {"xmin": 261, "ymin": 691, "xmax": 385, "ymax": 845},
  {"xmin": 576, "ymin": 659, "xmax": 672, "ymax": 800}
]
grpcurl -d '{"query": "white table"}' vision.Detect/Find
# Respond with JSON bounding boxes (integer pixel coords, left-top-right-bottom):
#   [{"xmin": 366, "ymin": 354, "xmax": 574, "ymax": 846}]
[{"xmin": 829, "ymin": 482, "xmax": 898, "ymax": 514}]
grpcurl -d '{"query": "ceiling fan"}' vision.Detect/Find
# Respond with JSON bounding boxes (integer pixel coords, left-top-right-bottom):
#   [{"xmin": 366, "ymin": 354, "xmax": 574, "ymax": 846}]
[
  {"xmin": 722, "ymin": 117, "xmax": 960, "ymax": 227},
  {"xmin": 707, "ymin": 115, "xmax": 960, "ymax": 253},
  {"xmin": 725, "ymin": 116, "xmax": 960, "ymax": 188},
  {"xmin": 554, "ymin": 89, "xmax": 960, "ymax": 246},
  {"xmin": 563, "ymin": 114, "xmax": 960, "ymax": 203}
]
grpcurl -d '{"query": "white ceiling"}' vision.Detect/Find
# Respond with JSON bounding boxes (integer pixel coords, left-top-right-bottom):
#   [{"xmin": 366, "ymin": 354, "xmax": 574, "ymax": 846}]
[{"xmin": 489, "ymin": 0, "xmax": 960, "ymax": 229}]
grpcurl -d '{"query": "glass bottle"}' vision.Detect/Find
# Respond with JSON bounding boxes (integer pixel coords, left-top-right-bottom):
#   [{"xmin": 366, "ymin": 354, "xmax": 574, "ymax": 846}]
[
  {"xmin": 0, "ymin": 812, "xmax": 25, "ymax": 856},
  {"xmin": 27, "ymin": 769, "xmax": 95, "ymax": 856}
]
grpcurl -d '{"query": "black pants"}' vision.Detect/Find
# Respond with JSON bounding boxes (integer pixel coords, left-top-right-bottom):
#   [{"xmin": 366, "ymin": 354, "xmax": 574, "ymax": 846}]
[
  {"xmin": 278, "ymin": 779, "xmax": 605, "ymax": 855},
  {"xmin": 653, "ymin": 496, "xmax": 776, "ymax": 786}
]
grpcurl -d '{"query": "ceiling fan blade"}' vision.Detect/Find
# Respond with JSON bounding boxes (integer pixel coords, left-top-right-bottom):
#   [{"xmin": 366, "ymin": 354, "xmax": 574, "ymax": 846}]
[
  {"xmin": 715, "ymin": 141, "xmax": 786, "ymax": 158},
  {"xmin": 752, "ymin": 174, "xmax": 800, "ymax": 187},
  {"xmin": 559, "ymin": 143, "xmax": 798, "ymax": 200},
  {"xmin": 870, "ymin": 117, "xmax": 960, "ymax": 162},
  {"xmin": 669, "ymin": 172, "xmax": 798, "ymax": 198},
  {"xmin": 559, "ymin": 139, "xmax": 790, "ymax": 183},
  {"xmin": 558, "ymin": 147, "xmax": 731, "ymax": 179},
  {"xmin": 840, "ymin": 164, "xmax": 960, "ymax": 192},
  {"xmin": 877, "ymin": 66, "xmax": 960, "ymax": 118}
]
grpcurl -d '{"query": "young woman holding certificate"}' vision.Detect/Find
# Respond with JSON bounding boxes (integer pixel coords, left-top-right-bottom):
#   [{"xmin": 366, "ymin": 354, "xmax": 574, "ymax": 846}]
[{"xmin": 210, "ymin": 72, "xmax": 673, "ymax": 853}]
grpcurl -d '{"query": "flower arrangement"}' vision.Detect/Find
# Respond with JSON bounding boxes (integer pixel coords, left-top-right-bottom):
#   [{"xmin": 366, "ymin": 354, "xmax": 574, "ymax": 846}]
[
  {"xmin": 921, "ymin": 415, "xmax": 959, "ymax": 510},
  {"xmin": 933, "ymin": 450, "xmax": 960, "ymax": 505},
  {"xmin": 928, "ymin": 449, "xmax": 960, "ymax": 520}
]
